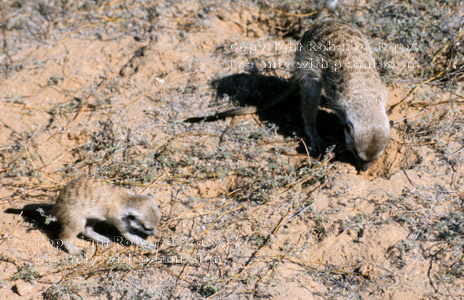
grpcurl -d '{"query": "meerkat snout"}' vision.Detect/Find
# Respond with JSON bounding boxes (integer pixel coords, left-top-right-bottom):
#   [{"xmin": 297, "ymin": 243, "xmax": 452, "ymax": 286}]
[
  {"xmin": 344, "ymin": 112, "xmax": 390, "ymax": 171},
  {"xmin": 51, "ymin": 177, "xmax": 161, "ymax": 256},
  {"xmin": 123, "ymin": 195, "xmax": 161, "ymax": 236}
]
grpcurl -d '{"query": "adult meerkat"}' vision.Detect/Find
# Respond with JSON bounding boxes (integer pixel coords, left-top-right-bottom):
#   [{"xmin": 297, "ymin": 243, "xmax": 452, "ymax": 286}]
[
  {"xmin": 295, "ymin": 19, "xmax": 390, "ymax": 170},
  {"xmin": 51, "ymin": 177, "xmax": 161, "ymax": 256},
  {"xmin": 189, "ymin": 20, "xmax": 390, "ymax": 171}
]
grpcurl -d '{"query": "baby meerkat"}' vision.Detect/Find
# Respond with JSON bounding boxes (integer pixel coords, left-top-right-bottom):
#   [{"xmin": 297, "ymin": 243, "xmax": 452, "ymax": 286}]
[
  {"xmin": 188, "ymin": 20, "xmax": 390, "ymax": 171},
  {"xmin": 51, "ymin": 177, "xmax": 161, "ymax": 256}
]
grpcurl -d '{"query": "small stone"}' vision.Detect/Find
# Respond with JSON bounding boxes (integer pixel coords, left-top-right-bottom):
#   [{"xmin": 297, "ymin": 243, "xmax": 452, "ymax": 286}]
[{"xmin": 12, "ymin": 281, "xmax": 34, "ymax": 296}]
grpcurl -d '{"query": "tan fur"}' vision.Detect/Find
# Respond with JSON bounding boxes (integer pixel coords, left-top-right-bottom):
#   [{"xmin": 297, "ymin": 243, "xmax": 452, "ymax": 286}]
[
  {"xmin": 295, "ymin": 20, "xmax": 390, "ymax": 170},
  {"xmin": 51, "ymin": 177, "xmax": 161, "ymax": 255}
]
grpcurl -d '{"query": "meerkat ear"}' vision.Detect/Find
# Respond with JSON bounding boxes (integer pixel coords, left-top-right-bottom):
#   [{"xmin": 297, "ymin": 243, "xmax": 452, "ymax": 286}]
[{"xmin": 147, "ymin": 193, "xmax": 154, "ymax": 199}]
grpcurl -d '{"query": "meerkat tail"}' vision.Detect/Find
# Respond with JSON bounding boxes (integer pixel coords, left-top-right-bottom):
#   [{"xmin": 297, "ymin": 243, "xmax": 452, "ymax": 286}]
[
  {"xmin": 185, "ymin": 81, "xmax": 298, "ymax": 123},
  {"xmin": 184, "ymin": 106, "xmax": 258, "ymax": 122}
]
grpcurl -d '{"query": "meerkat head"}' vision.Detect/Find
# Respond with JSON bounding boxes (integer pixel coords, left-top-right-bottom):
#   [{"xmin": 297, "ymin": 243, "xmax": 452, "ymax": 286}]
[
  {"xmin": 123, "ymin": 194, "xmax": 161, "ymax": 237},
  {"xmin": 344, "ymin": 115, "xmax": 390, "ymax": 172}
]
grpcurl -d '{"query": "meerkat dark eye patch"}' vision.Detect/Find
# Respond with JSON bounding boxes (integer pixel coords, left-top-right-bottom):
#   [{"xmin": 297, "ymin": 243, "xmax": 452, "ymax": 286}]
[
  {"xmin": 127, "ymin": 215, "xmax": 136, "ymax": 221},
  {"xmin": 143, "ymin": 225, "xmax": 154, "ymax": 232},
  {"xmin": 344, "ymin": 122, "xmax": 354, "ymax": 136},
  {"xmin": 130, "ymin": 227, "xmax": 151, "ymax": 238}
]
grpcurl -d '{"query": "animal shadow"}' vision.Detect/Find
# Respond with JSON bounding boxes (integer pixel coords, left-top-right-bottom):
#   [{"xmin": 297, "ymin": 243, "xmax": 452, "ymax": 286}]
[
  {"xmin": 4, "ymin": 204, "xmax": 147, "ymax": 253},
  {"xmin": 187, "ymin": 71, "xmax": 349, "ymax": 162},
  {"xmin": 4, "ymin": 204, "xmax": 61, "ymax": 244}
]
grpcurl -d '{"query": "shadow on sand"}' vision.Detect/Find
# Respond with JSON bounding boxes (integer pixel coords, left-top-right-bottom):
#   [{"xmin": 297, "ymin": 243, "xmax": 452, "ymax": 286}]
[
  {"xmin": 4, "ymin": 204, "xmax": 144, "ymax": 254},
  {"xmin": 186, "ymin": 70, "xmax": 358, "ymax": 168}
]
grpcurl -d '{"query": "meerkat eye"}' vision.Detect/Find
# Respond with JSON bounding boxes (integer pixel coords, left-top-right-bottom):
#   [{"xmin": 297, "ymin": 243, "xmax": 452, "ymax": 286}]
[
  {"xmin": 127, "ymin": 215, "xmax": 136, "ymax": 221},
  {"xmin": 344, "ymin": 122, "xmax": 354, "ymax": 136}
]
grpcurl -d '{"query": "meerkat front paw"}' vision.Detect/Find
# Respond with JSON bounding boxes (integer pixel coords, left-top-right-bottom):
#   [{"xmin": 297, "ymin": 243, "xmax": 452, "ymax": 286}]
[
  {"xmin": 140, "ymin": 242, "xmax": 156, "ymax": 251},
  {"xmin": 64, "ymin": 241, "xmax": 86, "ymax": 256},
  {"xmin": 305, "ymin": 126, "xmax": 325, "ymax": 155}
]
